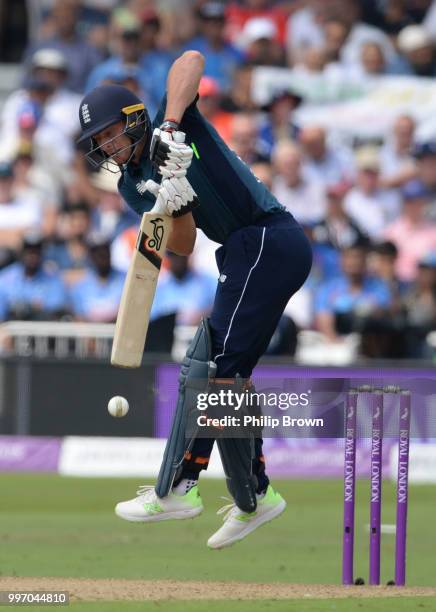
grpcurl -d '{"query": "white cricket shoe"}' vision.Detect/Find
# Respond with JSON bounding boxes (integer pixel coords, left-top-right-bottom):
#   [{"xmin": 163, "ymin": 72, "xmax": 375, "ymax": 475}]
[
  {"xmin": 207, "ymin": 485, "xmax": 286, "ymax": 549},
  {"xmin": 115, "ymin": 485, "xmax": 203, "ymax": 522}
]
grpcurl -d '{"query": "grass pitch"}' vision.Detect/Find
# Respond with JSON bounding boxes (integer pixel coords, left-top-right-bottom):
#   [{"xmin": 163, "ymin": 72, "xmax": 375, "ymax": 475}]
[{"xmin": 0, "ymin": 474, "xmax": 435, "ymax": 610}]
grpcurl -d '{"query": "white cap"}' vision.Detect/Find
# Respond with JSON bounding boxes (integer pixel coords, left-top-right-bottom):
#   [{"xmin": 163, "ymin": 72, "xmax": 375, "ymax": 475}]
[
  {"xmin": 397, "ymin": 25, "xmax": 431, "ymax": 53},
  {"xmin": 241, "ymin": 17, "xmax": 277, "ymax": 47},
  {"xmin": 32, "ymin": 48, "xmax": 68, "ymax": 71}
]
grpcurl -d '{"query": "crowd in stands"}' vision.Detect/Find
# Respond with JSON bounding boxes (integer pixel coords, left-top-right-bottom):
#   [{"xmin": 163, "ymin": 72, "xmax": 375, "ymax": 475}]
[{"xmin": 0, "ymin": 0, "xmax": 435, "ymax": 360}]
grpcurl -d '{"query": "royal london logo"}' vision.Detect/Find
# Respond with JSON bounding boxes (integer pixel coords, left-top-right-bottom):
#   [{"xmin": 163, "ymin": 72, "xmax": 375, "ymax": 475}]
[{"xmin": 81, "ymin": 104, "xmax": 91, "ymax": 124}]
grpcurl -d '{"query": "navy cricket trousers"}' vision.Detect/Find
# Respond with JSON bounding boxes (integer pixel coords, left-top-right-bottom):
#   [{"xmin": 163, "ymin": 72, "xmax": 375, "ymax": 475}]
[{"xmin": 182, "ymin": 212, "xmax": 312, "ymax": 490}]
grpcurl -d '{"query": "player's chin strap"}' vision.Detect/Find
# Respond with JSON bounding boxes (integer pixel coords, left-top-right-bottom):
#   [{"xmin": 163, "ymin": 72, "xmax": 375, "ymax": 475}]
[{"xmin": 155, "ymin": 319, "xmax": 258, "ymax": 513}]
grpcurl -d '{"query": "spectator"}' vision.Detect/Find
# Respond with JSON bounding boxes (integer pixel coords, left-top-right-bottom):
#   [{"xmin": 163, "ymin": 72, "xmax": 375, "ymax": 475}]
[
  {"xmin": 413, "ymin": 141, "xmax": 436, "ymax": 208},
  {"xmin": 24, "ymin": 0, "xmax": 103, "ymax": 93},
  {"xmin": 226, "ymin": 0, "xmax": 288, "ymax": 47},
  {"xmin": 314, "ymin": 241, "xmax": 392, "ymax": 346},
  {"xmin": 299, "ymin": 125, "xmax": 355, "ymax": 188},
  {"xmin": 286, "ymin": 0, "xmax": 334, "ymax": 63},
  {"xmin": 100, "ymin": 67, "xmax": 144, "ymax": 99},
  {"xmin": 322, "ymin": 20, "xmax": 405, "ymax": 81},
  {"xmin": 384, "ymin": 179, "xmax": 436, "ymax": 281},
  {"xmin": 397, "ymin": 24, "xmax": 436, "ymax": 77},
  {"xmin": 323, "ymin": 18, "xmax": 350, "ymax": 64},
  {"xmin": 358, "ymin": 41, "xmax": 388, "ymax": 75},
  {"xmin": 376, "ymin": 0, "xmax": 413, "ymax": 35},
  {"xmin": 0, "ymin": 48, "xmax": 81, "ymax": 188},
  {"xmin": 196, "ymin": 76, "xmax": 234, "ymax": 143},
  {"xmin": 90, "ymin": 167, "xmax": 137, "ymax": 239},
  {"xmin": 404, "ymin": 0, "xmax": 434, "ymax": 24},
  {"xmin": 68, "ymin": 233, "xmax": 125, "ymax": 322},
  {"xmin": 11, "ymin": 149, "xmax": 58, "ymax": 239},
  {"xmin": 271, "ymin": 140, "xmax": 326, "ymax": 225},
  {"xmin": 45, "ymin": 203, "xmax": 91, "ymax": 283},
  {"xmin": 312, "ymin": 181, "xmax": 369, "ymax": 280},
  {"xmin": 88, "ymin": 7, "xmax": 173, "ymax": 115},
  {"xmin": 12, "ymin": 144, "xmax": 59, "ymax": 212},
  {"xmin": 287, "ymin": 0, "xmax": 397, "ymax": 69},
  {"xmin": 292, "ymin": 46, "xmax": 328, "ymax": 78},
  {"xmin": 151, "ymin": 253, "xmax": 216, "ymax": 325},
  {"xmin": 184, "ymin": 2, "xmax": 243, "ymax": 91},
  {"xmin": 379, "ymin": 115, "xmax": 417, "ymax": 189},
  {"xmin": 139, "ymin": 10, "xmax": 175, "ymax": 114},
  {"xmin": 344, "ymin": 146, "xmax": 400, "ymax": 241},
  {"xmin": 368, "ymin": 240, "xmax": 410, "ymax": 357},
  {"xmin": 369, "ymin": 240, "xmax": 409, "ymax": 303},
  {"xmin": 220, "ymin": 62, "xmax": 257, "ymax": 112},
  {"xmin": 229, "ymin": 114, "xmax": 269, "ymax": 164},
  {"xmin": 402, "ymin": 253, "xmax": 436, "ymax": 358},
  {"xmin": 86, "ymin": 20, "xmax": 155, "ymax": 109},
  {"xmin": 239, "ymin": 16, "xmax": 286, "ymax": 66},
  {"xmin": 0, "ymin": 233, "xmax": 67, "ymax": 321},
  {"xmin": 333, "ymin": 2, "xmax": 399, "ymax": 70},
  {"xmin": 258, "ymin": 89, "xmax": 302, "ymax": 157},
  {"xmin": 0, "ymin": 77, "xmax": 52, "ymax": 163},
  {"xmin": 0, "ymin": 161, "xmax": 43, "ymax": 252}
]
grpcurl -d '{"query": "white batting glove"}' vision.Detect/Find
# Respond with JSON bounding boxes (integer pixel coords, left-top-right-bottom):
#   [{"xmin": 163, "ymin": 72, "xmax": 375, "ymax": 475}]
[
  {"xmin": 150, "ymin": 128, "xmax": 193, "ymax": 179},
  {"xmin": 145, "ymin": 176, "xmax": 199, "ymax": 218}
]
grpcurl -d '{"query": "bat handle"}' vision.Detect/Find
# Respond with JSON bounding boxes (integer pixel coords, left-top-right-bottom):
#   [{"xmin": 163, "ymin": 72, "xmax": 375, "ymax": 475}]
[{"xmin": 152, "ymin": 198, "xmax": 168, "ymax": 215}]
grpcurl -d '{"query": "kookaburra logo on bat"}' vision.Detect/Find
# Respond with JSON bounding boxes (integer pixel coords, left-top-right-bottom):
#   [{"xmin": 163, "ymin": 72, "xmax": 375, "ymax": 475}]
[{"xmin": 147, "ymin": 218, "xmax": 165, "ymax": 251}]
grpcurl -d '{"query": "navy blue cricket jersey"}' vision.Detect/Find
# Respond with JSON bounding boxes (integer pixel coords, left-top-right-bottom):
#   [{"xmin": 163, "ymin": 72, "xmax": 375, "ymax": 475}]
[{"xmin": 118, "ymin": 96, "xmax": 298, "ymax": 245}]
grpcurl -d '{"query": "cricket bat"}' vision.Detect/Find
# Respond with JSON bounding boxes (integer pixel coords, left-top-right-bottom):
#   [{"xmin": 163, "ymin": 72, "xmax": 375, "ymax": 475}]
[{"xmin": 111, "ymin": 194, "xmax": 171, "ymax": 368}]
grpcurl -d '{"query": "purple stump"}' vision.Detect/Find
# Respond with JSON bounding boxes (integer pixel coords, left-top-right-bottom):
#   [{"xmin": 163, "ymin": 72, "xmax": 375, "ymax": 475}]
[
  {"xmin": 342, "ymin": 389, "xmax": 358, "ymax": 585},
  {"xmin": 395, "ymin": 390, "xmax": 411, "ymax": 586},
  {"xmin": 369, "ymin": 389, "xmax": 384, "ymax": 585}
]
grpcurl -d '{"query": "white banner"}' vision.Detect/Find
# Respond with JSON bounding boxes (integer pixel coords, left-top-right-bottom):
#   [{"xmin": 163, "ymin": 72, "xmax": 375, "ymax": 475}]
[
  {"xmin": 58, "ymin": 436, "xmax": 224, "ymax": 478},
  {"xmin": 389, "ymin": 442, "xmax": 436, "ymax": 484},
  {"xmin": 252, "ymin": 68, "xmax": 436, "ymax": 140}
]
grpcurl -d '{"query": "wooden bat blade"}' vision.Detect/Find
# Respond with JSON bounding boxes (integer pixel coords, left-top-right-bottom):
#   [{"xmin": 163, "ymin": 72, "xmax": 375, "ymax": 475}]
[{"xmin": 111, "ymin": 211, "xmax": 171, "ymax": 368}]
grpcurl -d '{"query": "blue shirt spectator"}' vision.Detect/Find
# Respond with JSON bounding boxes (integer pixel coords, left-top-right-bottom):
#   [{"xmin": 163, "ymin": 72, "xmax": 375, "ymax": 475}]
[
  {"xmin": 68, "ymin": 235, "xmax": 125, "ymax": 322},
  {"xmin": 314, "ymin": 242, "xmax": 392, "ymax": 342},
  {"xmin": 24, "ymin": 0, "xmax": 102, "ymax": 93},
  {"xmin": 85, "ymin": 22, "xmax": 173, "ymax": 117},
  {"xmin": 183, "ymin": 3, "xmax": 243, "ymax": 91},
  {"xmin": 140, "ymin": 50, "xmax": 176, "ymax": 115},
  {"xmin": 185, "ymin": 36, "xmax": 243, "ymax": 92},
  {"xmin": 69, "ymin": 268, "xmax": 125, "ymax": 322},
  {"xmin": 315, "ymin": 275, "xmax": 391, "ymax": 316},
  {"xmin": 151, "ymin": 254, "xmax": 216, "ymax": 325},
  {"xmin": 0, "ymin": 236, "xmax": 67, "ymax": 320}
]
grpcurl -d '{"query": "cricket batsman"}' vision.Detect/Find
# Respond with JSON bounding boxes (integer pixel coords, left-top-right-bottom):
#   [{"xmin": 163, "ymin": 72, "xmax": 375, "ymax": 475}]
[{"xmin": 77, "ymin": 51, "xmax": 312, "ymax": 548}]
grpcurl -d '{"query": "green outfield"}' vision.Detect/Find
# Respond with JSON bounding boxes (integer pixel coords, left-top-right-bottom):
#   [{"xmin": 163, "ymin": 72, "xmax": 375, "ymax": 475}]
[{"xmin": 0, "ymin": 474, "xmax": 435, "ymax": 611}]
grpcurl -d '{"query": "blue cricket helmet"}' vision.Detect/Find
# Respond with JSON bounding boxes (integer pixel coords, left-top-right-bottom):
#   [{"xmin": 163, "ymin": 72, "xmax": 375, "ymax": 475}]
[{"xmin": 77, "ymin": 84, "xmax": 151, "ymax": 169}]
